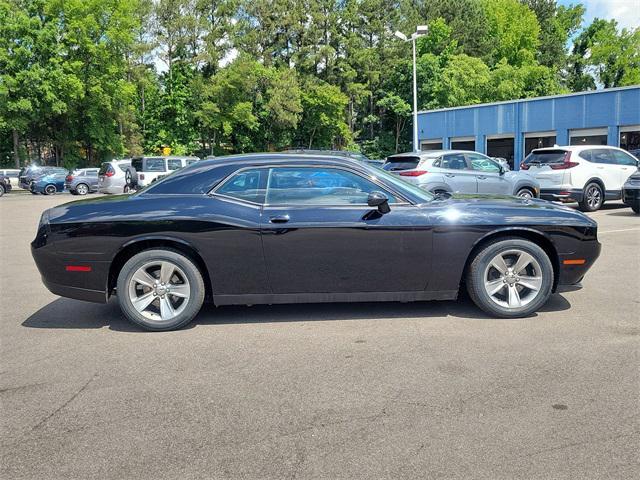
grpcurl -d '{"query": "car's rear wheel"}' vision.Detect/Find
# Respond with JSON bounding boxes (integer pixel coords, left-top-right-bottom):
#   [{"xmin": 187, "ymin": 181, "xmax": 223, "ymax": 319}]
[
  {"xmin": 466, "ymin": 238, "xmax": 553, "ymax": 318},
  {"xmin": 116, "ymin": 249, "xmax": 205, "ymax": 331},
  {"xmin": 579, "ymin": 182, "xmax": 603, "ymax": 212},
  {"xmin": 516, "ymin": 187, "xmax": 534, "ymax": 199},
  {"xmin": 44, "ymin": 184, "xmax": 57, "ymax": 195},
  {"xmin": 76, "ymin": 183, "xmax": 89, "ymax": 195}
]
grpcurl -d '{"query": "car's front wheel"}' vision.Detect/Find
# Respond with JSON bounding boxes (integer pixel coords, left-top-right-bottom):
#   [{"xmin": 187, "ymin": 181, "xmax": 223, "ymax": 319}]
[
  {"xmin": 116, "ymin": 249, "xmax": 205, "ymax": 331},
  {"xmin": 0, "ymin": 184, "xmax": 4, "ymax": 197},
  {"xmin": 466, "ymin": 238, "xmax": 553, "ymax": 318}
]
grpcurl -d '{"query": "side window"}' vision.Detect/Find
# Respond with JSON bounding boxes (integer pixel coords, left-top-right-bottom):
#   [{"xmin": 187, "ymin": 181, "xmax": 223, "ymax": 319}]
[
  {"xmin": 591, "ymin": 149, "xmax": 614, "ymax": 164},
  {"xmin": 579, "ymin": 150, "xmax": 593, "ymax": 162},
  {"xmin": 186, "ymin": 159, "xmax": 198, "ymax": 165},
  {"xmin": 610, "ymin": 150, "xmax": 638, "ymax": 166},
  {"xmin": 265, "ymin": 167, "xmax": 396, "ymax": 206},
  {"xmin": 441, "ymin": 154, "xmax": 469, "ymax": 170},
  {"xmin": 216, "ymin": 168, "xmax": 266, "ymax": 203},
  {"xmin": 145, "ymin": 158, "xmax": 166, "ymax": 171},
  {"xmin": 167, "ymin": 159, "xmax": 183, "ymax": 170},
  {"xmin": 467, "ymin": 153, "xmax": 500, "ymax": 173}
]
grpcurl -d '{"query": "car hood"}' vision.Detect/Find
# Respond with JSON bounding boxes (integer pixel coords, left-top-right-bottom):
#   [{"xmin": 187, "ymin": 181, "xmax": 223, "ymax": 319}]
[{"xmin": 427, "ymin": 193, "xmax": 596, "ymax": 225}]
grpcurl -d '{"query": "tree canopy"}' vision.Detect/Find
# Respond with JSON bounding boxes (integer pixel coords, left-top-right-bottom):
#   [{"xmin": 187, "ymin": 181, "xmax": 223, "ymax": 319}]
[{"xmin": 1, "ymin": 0, "xmax": 638, "ymax": 166}]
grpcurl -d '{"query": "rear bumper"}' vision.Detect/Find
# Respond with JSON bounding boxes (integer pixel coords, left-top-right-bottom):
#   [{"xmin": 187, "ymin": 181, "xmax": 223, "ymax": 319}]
[{"xmin": 540, "ymin": 188, "xmax": 583, "ymax": 203}]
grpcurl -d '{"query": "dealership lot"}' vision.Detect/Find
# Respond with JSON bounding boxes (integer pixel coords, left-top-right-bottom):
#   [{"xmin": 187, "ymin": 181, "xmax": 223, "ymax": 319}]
[{"xmin": 1, "ymin": 193, "xmax": 638, "ymax": 479}]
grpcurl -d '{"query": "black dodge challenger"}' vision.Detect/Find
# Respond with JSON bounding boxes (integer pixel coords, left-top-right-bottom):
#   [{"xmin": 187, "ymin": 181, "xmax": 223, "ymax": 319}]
[{"xmin": 32, "ymin": 153, "xmax": 601, "ymax": 331}]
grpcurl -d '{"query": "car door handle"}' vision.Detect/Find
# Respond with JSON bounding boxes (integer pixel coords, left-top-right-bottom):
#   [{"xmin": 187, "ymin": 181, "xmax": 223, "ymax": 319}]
[
  {"xmin": 445, "ymin": 173, "xmax": 456, "ymax": 177},
  {"xmin": 269, "ymin": 215, "xmax": 290, "ymax": 224},
  {"xmin": 476, "ymin": 175, "xmax": 487, "ymax": 180}
]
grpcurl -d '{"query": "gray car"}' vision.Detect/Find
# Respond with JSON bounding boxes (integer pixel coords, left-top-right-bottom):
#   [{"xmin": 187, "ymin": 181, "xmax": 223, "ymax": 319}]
[
  {"xmin": 383, "ymin": 150, "xmax": 540, "ymax": 198},
  {"xmin": 65, "ymin": 168, "xmax": 100, "ymax": 195}
]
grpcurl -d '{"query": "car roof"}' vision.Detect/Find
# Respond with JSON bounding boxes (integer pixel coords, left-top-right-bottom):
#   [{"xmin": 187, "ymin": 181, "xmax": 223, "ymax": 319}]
[
  {"xmin": 531, "ymin": 145, "xmax": 627, "ymax": 153},
  {"xmin": 195, "ymin": 152, "xmax": 368, "ymax": 170},
  {"xmin": 387, "ymin": 149, "xmax": 475, "ymax": 158}
]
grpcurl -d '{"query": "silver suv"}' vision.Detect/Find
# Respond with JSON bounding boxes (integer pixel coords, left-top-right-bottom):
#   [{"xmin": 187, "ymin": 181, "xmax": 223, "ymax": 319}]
[{"xmin": 383, "ymin": 150, "xmax": 539, "ymax": 198}]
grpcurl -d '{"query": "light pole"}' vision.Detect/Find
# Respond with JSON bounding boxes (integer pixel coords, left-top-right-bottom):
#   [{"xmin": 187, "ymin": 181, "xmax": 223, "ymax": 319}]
[{"xmin": 395, "ymin": 26, "xmax": 428, "ymax": 152}]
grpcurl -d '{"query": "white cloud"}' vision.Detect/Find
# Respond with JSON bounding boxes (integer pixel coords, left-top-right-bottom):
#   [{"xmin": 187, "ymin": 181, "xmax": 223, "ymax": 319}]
[{"xmin": 578, "ymin": 0, "xmax": 640, "ymax": 31}]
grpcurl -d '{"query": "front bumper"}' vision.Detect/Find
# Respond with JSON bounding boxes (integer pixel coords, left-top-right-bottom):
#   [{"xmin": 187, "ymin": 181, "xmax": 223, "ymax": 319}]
[{"xmin": 622, "ymin": 185, "xmax": 640, "ymax": 206}]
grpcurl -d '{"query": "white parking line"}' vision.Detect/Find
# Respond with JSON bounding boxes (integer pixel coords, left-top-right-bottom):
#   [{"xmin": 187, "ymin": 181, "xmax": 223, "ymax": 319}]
[{"xmin": 599, "ymin": 228, "xmax": 640, "ymax": 234}]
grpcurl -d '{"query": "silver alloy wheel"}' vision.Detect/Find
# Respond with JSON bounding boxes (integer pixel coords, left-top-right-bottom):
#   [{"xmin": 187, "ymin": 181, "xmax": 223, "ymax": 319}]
[
  {"xmin": 76, "ymin": 183, "xmax": 89, "ymax": 195},
  {"xmin": 586, "ymin": 185, "xmax": 601, "ymax": 209},
  {"xmin": 483, "ymin": 249, "xmax": 543, "ymax": 309},
  {"xmin": 128, "ymin": 260, "xmax": 191, "ymax": 323},
  {"xmin": 517, "ymin": 188, "xmax": 533, "ymax": 199},
  {"xmin": 44, "ymin": 184, "xmax": 56, "ymax": 195}
]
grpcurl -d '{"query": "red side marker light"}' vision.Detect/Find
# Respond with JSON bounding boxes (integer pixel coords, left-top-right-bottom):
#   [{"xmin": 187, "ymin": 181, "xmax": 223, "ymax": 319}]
[
  {"xmin": 563, "ymin": 259, "xmax": 586, "ymax": 265},
  {"xmin": 66, "ymin": 265, "xmax": 92, "ymax": 272}
]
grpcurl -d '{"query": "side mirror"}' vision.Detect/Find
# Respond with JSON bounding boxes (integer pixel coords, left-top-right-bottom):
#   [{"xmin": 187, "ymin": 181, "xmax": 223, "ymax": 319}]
[
  {"xmin": 498, "ymin": 165, "xmax": 506, "ymax": 175},
  {"xmin": 367, "ymin": 191, "xmax": 391, "ymax": 214}
]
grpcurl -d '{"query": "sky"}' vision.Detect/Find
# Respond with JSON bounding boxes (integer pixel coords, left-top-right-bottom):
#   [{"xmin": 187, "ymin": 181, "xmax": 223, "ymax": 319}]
[{"xmin": 559, "ymin": 0, "xmax": 640, "ymax": 31}]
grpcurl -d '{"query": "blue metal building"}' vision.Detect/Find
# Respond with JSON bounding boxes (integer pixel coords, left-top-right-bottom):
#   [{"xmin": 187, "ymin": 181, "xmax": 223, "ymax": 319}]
[{"xmin": 417, "ymin": 86, "xmax": 640, "ymax": 170}]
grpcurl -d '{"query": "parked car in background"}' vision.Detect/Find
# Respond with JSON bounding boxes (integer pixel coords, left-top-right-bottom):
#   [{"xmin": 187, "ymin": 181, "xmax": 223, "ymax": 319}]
[
  {"xmin": 32, "ymin": 153, "xmax": 600, "ymax": 331},
  {"xmin": 491, "ymin": 157, "xmax": 511, "ymax": 171},
  {"xmin": 98, "ymin": 159, "xmax": 132, "ymax": 194},
  {"xmin": 130, "ymin": 156, "xmax": 200, "ymax": 188},
  {"xmin": 383, "ymin": 150, "xmax": 539, "ymax": 198},
  {"xmin": 30, "ymin": 171, "xmax": 66, "ymax": 195},
  {"xmin": 628, "ymin": 149, "xmax": 640, "ymax": 159},
  {"xmin": 622, "ymin": 171, "xmax": 640, "ymax": 214},
  {"xmin": 0, "ymin": 175, "xmax": 12, "ymax": 197},
  {"xmin": 19, "ymin": 166, "xmax": 67, "ymax": 191},
  {"xmin": 521, "ymin": 145, "xmax": 639, "ymax": 212},
  {"xmin": 0, "ymin": 169, "xmax": 21, "ymax": 187},
  {"xmin": 66, "ymin": 168, "xmax": 99, "ymax": 195}
]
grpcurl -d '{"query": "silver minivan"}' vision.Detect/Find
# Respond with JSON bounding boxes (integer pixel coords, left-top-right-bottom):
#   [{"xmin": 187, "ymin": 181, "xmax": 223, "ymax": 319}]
[{"xmin": 98, "ymin": 159, "xmax": 132, "ymax": 194}]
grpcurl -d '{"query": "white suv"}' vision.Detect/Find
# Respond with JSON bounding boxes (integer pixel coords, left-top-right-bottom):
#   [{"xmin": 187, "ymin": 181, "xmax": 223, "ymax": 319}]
[
  {"xmin": 521, "ymin": 146, "xmax": 639, "ymax": 211},
  {"xmin": 131, "ymin": 156, "xmax": 200, "ymax": 187}
]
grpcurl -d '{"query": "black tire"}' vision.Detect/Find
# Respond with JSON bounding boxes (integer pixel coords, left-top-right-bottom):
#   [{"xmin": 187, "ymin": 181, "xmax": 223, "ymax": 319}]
[
  {"xmin": 0, "ymin": 184, "xmax": 4, "ymax": 197},
  {"xmin": 44, "ymin": 184, "xmax": 57, "ymax": 195},
  {"xmin": 125, "ymin": 166, "xmax": 138, "ymax": 188},
  {"xmin": 466, "ymin": 238, "xmax": 554, "ymax": 318},
  {"xmin": 75, "ymin": 183, "xmax": 89, "ymax": 195},
  {"xmin": 578, "ymin": 182, "xmax": 603, "ymax": 212},
  {"xmin": 116, "ymin": 249, "xmax": 205, "ymax": 331},
  {"xmin": 632, "ymin": 202, "xmax": 640, "ymax": 214},
  {"xmin": 516, "ymin": 187, "xmax": 535, "ymax": 199},
  {"xmin": 123, "ymin": 185, "xmax": 130, "ymax": 193}
]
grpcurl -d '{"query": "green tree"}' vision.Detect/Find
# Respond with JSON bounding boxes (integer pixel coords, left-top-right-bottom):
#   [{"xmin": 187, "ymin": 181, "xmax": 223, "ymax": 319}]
[
  {"xmin": 296, "ymin": 81, "xmax": 351, "ymax": 149},
  {"xmin": 376, "ymin": 93, "xmax": 410, "ymax": 153}
]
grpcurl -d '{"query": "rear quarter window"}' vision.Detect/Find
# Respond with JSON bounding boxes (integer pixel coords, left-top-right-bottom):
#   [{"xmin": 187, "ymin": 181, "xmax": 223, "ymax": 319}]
[{"xmin": 142, "ymin": 163, "xmax": 240, "ymax": 195}]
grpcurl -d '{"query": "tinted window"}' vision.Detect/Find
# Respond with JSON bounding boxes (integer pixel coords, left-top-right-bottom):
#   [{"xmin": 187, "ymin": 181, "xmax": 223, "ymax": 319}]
[
  {"xmin": 144, "ymin": 163, "xmax": 238, "ymax": 195},
  {"xmin": 441, "ymin": 154, "xmax": 468, "ymax": 170},
  {"xmin": 265, "ymin": 167, "xmax": 396, "ymax": 205},
  {"xmin": 591, "ymin": 149, "xmax": 614, "ymax": 164},
  {"xmin": 167, "ymin": 159, "xmax": 183, "ymax": 170},
  {"xmin": 132, "ymin": 158, "xmax": 143, "ymax": 171},
  {"xmin": 610, "ymin": 150, "xmax": 638, "ymax": 166},
  {"xmin": 383, "ymin": 156, "xmax": 421, "ymax": 171},
  {"xmin": 524, "ymin": 150, "xmax": 567, "ymax": 165},
  {"xmin": 186, "ymin": 159, "xmax": 198, "ymax": 165},
  {"xmin": 216, "ymin": 168, "xmax": 266, "ymax": 203},
  {"xmin": 99, "ymin": 163, "xmax": 110, "ymax": 175},
  {"xmin": 144, "ymin": 158, "xmax": 166, "ymax": 171},
  {"xmin": 467, "ymin": 153, "xmax": 500, "ymax": 172}
]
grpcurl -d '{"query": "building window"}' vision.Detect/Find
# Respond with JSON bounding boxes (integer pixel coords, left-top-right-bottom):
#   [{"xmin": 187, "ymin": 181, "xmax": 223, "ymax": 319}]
[
  {"xmin": 570, "ymin": 128, "xmax": 607, "ymax": 146},
  {"xmin": 620, "ymin": 126, "xmax": 640, "ymax": 152},
  {"xmin": 451, "ymin": 139, "xmax": 475, "ymax": 151},
  {"xmin": 524, "ymin": 135, "xmax": 556, "ymax": 156},
  {"xmin": 486, "ymin": 137, "xmax": 514, "ymax": 169},
  {"xmin": 420, "ymin": 140, "xmax": 443, "ymax": 151}
]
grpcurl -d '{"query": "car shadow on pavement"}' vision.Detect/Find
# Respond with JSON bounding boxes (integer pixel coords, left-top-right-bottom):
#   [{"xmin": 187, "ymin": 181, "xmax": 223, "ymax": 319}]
[{"xmin": 22, "ymin": 294, "xmax": 572, "ymax": 332}]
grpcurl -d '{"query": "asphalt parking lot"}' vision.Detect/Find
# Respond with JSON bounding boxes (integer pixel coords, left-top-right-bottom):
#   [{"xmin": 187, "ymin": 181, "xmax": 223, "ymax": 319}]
[{"xmin": 1, "ymin": 191, "xmax": 638, "ymax": 480}]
